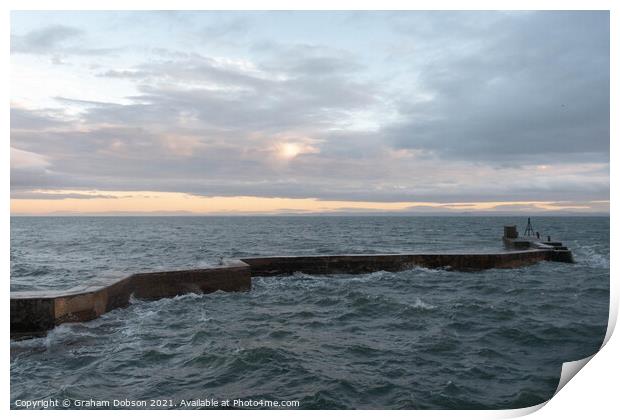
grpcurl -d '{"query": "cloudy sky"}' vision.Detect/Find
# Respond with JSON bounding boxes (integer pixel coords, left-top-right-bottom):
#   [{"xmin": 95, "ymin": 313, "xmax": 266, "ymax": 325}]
[{"xmin": 10, "ymin": 11, "xmax": 609, "ymax": 215}]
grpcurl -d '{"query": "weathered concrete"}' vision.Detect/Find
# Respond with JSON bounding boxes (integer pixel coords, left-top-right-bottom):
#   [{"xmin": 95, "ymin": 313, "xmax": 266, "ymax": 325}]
[
  {"xmin": 240, "ymin": 250, "xmax": 553, "ymax": 277},
  {"xmin": 504, "ymin": 225, "xmax": 518, "ymax": 239},
  {"xmin": 11, "ymin": 260, "xmax": 251, "ymax": 339},
  {"xmin": 131, "ymin": 262, "xmax": 251, "ymax": 300},
  {"xmin": 10, "ymin": 297, "xmax": 55, "ymax": 339},
  {"xmin": 10, "ymin": 231, "xmax": 575, "ymax": 339}
]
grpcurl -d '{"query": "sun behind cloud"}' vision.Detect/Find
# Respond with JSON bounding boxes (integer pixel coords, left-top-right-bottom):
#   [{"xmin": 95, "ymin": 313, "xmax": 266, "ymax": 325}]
[{"xmin": 276, "ymin": 142, "xmax": 319, "ymax": 160}]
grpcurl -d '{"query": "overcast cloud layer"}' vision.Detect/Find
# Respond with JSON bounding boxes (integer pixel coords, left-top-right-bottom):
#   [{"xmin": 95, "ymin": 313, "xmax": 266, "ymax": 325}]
[{"xmin": 10, "ymin": 11, "xmax": 610, "ymax": 207}]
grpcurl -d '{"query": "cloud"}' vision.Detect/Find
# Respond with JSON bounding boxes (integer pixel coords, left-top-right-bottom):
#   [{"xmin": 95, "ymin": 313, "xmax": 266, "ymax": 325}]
[
  {"xmin": 382, "ymin": 11, "xmax": 609, "ymax": 164},
  {"xmin": 9, "ymin": 11, "xmax": 610, "ymax": 208},
  {"xmin": 10, "ymin": 191, "xmax": 119, "ymax": 200},
  {"xmin": 11, "ymin": 24, "xmax": 116, "ymax": 56},
  {"xmin": 256, "ymin": 42, "xmax": 364, "ymax": 76},
  {"xmin": 10, "ymin": 147, "xmax": 50, "ymax": 170},
  {"xmin": 202, "ymin": 17, "xmax": 250, "ymax": 40},
  {"xmin": 10, "ymin": 107, "xmax": 72, "ymax": 130},
  {"xmin": 95, "ymin": 51, "xmax": 377, "ymax": 130},
  {"xmin": 11, "ymin": 24, "xmax": 83, "ymax": 53}
]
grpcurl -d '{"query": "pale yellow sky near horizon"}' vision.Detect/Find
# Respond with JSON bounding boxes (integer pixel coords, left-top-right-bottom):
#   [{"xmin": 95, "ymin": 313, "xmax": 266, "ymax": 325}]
[{"xmin": 9, "ymin": 190, "xmax": 609, "ymax": 215}]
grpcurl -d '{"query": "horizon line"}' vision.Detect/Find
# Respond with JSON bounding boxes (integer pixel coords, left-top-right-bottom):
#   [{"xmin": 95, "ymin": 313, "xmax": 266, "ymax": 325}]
[{"xmin": 10, "ymin": 212, "xmax": 611, "ymax": 217}]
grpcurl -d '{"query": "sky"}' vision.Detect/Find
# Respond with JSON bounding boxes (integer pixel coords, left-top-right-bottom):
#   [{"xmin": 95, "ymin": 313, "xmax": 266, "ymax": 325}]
[{"xmin": 10, "ymin": 11, "xmax": 610, "ymax": 215}]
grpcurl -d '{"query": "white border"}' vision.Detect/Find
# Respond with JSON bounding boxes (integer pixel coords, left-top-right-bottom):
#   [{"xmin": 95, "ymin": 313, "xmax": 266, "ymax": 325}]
[{"xmin": 3, "ymin": 1, "xmax": 616, "ymax": 419}]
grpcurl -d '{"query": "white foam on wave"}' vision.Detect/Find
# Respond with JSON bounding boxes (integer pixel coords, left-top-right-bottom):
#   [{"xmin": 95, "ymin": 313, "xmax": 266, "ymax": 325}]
[
  {"xmin": 409, "ymin": 266, "xmax": 446, "ymax": 274},
  {"xmin": 10, "ymin": 335, "xmax": 48, "ymax": 351},
  {"xmin": 347, "ymin": 270, "xmax": 393, "ymax": 283},
  {"xmin": 254, "ymin": 271, "xmax": 386, "ymax": 292},
  {"xmin": 410, "ymin": 297, "xmax": 436, "ymax": 310},
  {"xmin": 575, "ymin": 244, "xmax": 610, "ymax": 269},
  {"xmin": 12, "ymin": 323, "xmax": 87, "ymax": 351}
]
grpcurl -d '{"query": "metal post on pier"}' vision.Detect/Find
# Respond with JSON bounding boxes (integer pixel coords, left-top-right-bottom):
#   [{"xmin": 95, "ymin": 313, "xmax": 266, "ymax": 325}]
[{"xmin": 524, "ymin": 217, "xmax": 535, "ymax": 237}]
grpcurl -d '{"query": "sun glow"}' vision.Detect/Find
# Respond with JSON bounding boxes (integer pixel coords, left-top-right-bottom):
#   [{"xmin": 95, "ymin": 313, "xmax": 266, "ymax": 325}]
[
  {"xmin": 276, "ymin": 142, "xmax": 319, "ymax": 160},
  {"xmin": 278, "ymin": 143, "xmax": 303, "ymax": 159}
]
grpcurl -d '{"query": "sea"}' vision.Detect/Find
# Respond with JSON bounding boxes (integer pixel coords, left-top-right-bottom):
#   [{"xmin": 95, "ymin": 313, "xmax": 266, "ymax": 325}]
[{"xmin": 10, "ymin": 216, "xmax": 610, "ymax": 409}]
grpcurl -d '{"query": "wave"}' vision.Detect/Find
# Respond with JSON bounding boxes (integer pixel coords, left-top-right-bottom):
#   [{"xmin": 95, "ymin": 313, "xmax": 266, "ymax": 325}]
[
  {"xmin": 410, "ymin": 297, "xmax": 436, "ymax": 310},
  {"xmin": 574, "ymin": 243, "xmax": 609, "ymax": 268}
]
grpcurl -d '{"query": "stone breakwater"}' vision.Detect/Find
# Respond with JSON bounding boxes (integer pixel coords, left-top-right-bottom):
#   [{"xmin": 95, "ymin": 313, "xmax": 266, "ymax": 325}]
[{"xmin": 10, "ymin": 248, "xmax": 573, "ymax": 339}]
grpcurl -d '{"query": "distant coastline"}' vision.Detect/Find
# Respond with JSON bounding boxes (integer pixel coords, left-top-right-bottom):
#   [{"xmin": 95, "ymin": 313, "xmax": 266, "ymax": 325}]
[{"xmin": 9, "ymin": 212, "xmax": 612, "ymax": 217}]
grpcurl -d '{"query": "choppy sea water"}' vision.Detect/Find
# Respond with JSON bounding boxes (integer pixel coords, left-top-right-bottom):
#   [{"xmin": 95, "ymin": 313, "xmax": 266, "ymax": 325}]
[{"xmin": 10, "ymin": 216, "xmax": 609, "ymax": 409}]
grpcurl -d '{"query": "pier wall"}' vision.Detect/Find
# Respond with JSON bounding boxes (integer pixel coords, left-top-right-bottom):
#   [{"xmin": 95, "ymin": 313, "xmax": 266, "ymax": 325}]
[
  {"xmin": 10, "ymin": 261, "xmax": 251, "ymax": 339},
  {"xmin": 240, "ymin": 250, "xmax": 553, "ymax": 276},
  {"xmin": 11, "ymin": 250, "xmax": 558, "ymax": 339}
]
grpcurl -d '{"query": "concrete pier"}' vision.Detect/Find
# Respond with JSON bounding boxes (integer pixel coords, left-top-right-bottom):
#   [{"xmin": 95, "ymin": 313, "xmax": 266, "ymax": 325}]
[
  {"xmin": 502, "ymin": 225, "xmax": 574, "ymax": 263},
  {"xmin": 240, "ymin": 250, "xmax": 553, "ymax": 276},
  {"xmin": 11, "ymin": 229, "xmax": 575, "ymax": 339},
  {"xmin": 11, "ymin": 261, "xmax": 251, "ymax": 339}
]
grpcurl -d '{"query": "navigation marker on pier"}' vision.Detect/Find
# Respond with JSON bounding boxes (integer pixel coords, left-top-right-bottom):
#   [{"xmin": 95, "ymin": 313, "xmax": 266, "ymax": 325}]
[{"xmin": 524, "ymin": 217, "xmax": 536, "ymax": 237}]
